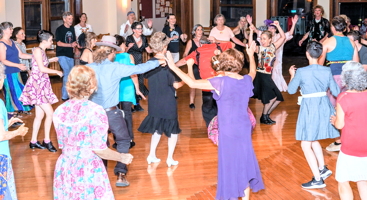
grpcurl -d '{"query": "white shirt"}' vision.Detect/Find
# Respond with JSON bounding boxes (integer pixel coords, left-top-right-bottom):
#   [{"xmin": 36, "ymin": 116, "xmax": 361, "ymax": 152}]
[
  {"xmin": 209, "ymin": 26, "xmax": 234, "ymax": 41},
  {"xmin": 119, "ymin": 20, "xmax": 153, "ymax": 39},
  {"xmin": 74, "ymin": 23, "xmax": 93, "ymax": 38}
]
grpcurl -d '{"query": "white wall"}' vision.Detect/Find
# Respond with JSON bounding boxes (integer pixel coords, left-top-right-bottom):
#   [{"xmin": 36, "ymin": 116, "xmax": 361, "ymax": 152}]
[
  {"xmin": 318, "ymin": 0, "xmax": 330, "ymax": 19},
  {"xmin": 194, "ymin": 0, "xmax": 211, "ymax": 27},
  {"xmin": 0, "ymin": 0, "xmax": 22, "ymax": 26},
  {"xmin": 256, "ymin": 0, "xmax": 267, "ymax": 27}
]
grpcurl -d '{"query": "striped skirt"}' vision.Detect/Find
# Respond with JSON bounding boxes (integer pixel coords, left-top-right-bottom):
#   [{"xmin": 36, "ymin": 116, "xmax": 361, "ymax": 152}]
[
  {"xmin": 0, "ymin": 154, "xmax": 17, "ymax": 200},
  {"xmin": 2, "ymin": 73, "xmax": 32, "ymax": 112}
]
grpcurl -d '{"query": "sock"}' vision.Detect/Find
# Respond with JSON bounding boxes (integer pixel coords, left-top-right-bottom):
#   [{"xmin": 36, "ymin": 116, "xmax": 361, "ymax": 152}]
[
  {"xmin": 315, "ymin": 177, "xmax": 321, "ymax": 181},
  {"xmin": 44, "ymin": 139, "xmax": 50, "ymax": 143},
  {"xmin": 31, "ymin": 140, "xmax": 37, "ymax": 144},
  {"xmin": 334, "ymin": 142, "xmax": 341, "ymax": 145}
]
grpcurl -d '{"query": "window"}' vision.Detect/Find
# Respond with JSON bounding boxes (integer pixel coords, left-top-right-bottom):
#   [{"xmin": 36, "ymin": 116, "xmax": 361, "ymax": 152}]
[
  {"xmin": 22, "ymin": 0, "xmax": 79, "ymax": 42},
  {"xmin": 211, "ymin": 0, "xmax": 255, "ymax": 27}
]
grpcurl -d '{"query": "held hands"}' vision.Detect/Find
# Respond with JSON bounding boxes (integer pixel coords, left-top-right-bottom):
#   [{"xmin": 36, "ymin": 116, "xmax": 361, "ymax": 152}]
[
  {"xmin": 289, "ymin": 65, "xmax": 297, "ymax": 76},
  {"xmin": 246, "ymin": 41, "xmax": 256, "ymax": 56},
  {"xmin": 49, "ymin": 57, "xmax": 59, "ymax": 62},
  {"xmin": 330, "ymin": 114, "xmax": 336, "ymax": 126},
  {"xmin": 71, "ymin": 42, "xmax": 78, "ymax": 48},
  {"xmin": 18, "ymin": 63, "xmax": 26, "ymax": 71},
  {"xmin": 147, "ymin": 19, "xmax": 153, "ymax": 28},
  {"xmin": 120, "ymin": 153, "xmax": 133, "ymax": 165},
  {"xmin": 56, "ymin": 71, "xmax": 63, "ymax": 77}
]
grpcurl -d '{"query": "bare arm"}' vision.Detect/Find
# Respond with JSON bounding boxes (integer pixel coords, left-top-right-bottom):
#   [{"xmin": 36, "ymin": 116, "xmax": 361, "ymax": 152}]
[
  {"xmin": 350, "ymin": 39, "xmax": 360, "ymax": 62},
  {"xmin": 318, "ymin": 39, "xmax": 329, "ymax": 65},
  {"xmin": 166, "ymin": 51, "xmax": 214, "ymax": 90},
  {"xmin": 183, "ymin": 40, "xmax": 192, "ymax": 58},
  {"xmin": 330, "ymin": 103, "xmax": 345, "ymax": 129},
  {"xmin": 0, "ymin": 43, "xmax": 26, "ymax": 70},
  {"xmin": 145, "ymin": 46, "xmax": 153, "ymax": 54},
  {"xmin": 93, "ymin": 148, "xmax": 133, "ymax": 164},
  {"xmin": 186, "ymin": 58, "xmax": 195, "ymax": 79},
  {"xmin": 299, "ymin": 32, "xmax": 310, "ymax": 46},
  {"xmin": 246, "ymin": 41, "xmax": 257, "ymax": 80},
  {"xmin": 272, "ymin": 21, "xmax": 286, "ymax": 49},
  {"xmin": 33, "ymin": 48, "xmax": 63, "ymax": 77},
  {"xmin": 57, "ymin": 41, "xmax": 77, "ymax": 48},
  {"xmin": 175, "ymin": 58, "xmax": 187, "ymax": 67},
  {"xmin": 231, "ymin": 36, "xmax": 246, "ymax": 47},
  {"xmin": 288, "ymin": 15, "xmax": 299, "ymax": 36},
  {"xmin": 0, "ymin": 120, "xmax": 28, "ymax": 141}
]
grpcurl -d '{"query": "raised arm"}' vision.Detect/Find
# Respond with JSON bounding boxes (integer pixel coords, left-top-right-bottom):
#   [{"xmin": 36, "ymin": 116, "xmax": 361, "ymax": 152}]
[
  {"xmin": 288, "ymin": 15, "xmax": 299, "ymax": 36},
  {"xmin": 166, "ymin": 51, "xmax": 214, "ymax": 90},
  {"xmin": 272, "ymin": 21, "xmax": 286, "ymax": 49},
  {"xmin": 246, "ymin": 41, "xmax": 257, "ymax": 80}
]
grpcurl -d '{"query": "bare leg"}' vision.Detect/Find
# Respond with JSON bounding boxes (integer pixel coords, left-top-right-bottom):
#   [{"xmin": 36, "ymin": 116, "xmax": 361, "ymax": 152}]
[
  {"xmin": 357, "ymin": 181, "xmax": 367, "ymax": 200},
  {"xmin": 241, "ymin": 187, "xmax": 250, "ymax": 200},
  {"xmin": 38, "ymin": 103, "xmax": 54, "ymax": 141},
  {"xmin": 338, "ymin": 181, "xmax": 353, "ymax": 200},
  {"xmin": 31, "ymin": 105, "xmax": 45, "ymax": 142},
  {"xmin": 189, "ymin": 88, "xmax": 196, "ymax": 105},
  {"xmin": 148, "ymin": 131, "xmax": 162, "ymax": 158},
  {"xmin": 301, "ymin": 141, "xmax": 321, "ymax": 180},
  {"xmin": 311, "ymin": 141, "xmax": 325, "ymax": 169}
]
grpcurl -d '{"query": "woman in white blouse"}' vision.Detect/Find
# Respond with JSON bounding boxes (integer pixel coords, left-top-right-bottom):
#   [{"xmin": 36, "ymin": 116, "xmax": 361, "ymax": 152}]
[
  {"xmin": 74, "ymin": 13, "xmax": 93, "ymax": 39},
  {"xmin": 209, "ymin": 14, "xmax": 245, "ymax": 47}
]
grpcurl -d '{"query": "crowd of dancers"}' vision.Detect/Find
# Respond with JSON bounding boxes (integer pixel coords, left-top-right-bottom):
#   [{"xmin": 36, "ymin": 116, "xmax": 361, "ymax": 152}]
[{"xmin": 1, "ymin": 4, "xmax": 367, "ymax": 200}]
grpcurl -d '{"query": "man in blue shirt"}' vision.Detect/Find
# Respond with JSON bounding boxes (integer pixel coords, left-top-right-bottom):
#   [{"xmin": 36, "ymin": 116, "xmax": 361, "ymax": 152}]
[{"xmin": 87, "ymin": 36, "xmax": 164, "ymax": 187}]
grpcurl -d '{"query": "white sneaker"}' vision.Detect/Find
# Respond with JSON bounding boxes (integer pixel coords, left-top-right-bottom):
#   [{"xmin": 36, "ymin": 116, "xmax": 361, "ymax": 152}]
[{"xmin": 326, "ymin": 142, "xmax": 341, "ymax": 152}]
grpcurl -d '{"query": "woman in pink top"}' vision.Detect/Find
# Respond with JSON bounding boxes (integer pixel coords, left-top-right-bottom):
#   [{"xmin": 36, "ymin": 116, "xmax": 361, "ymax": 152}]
[
  {"xmin": 209, "ymin": 14, "xmax": 246, "ymax": 48},
  {"xmin": 330, "ymin": 61, "xmax": 367, "ymax": 200}
]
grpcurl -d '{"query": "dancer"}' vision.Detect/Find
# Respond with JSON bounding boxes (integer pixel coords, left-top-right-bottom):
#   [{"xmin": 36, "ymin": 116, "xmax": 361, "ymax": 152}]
[
  {"xmin": 209, "ymin": 14, "xmax": 246, "ymax": 47},
  {"xmin": 78, "ymin": 32, "xmax": 97, "ymax": 65},
  {"xmin": 162, "ymin": 13, "xmax": 188, "ymax": 62},
  {"xmin": 53, "ymin": 65, "xmax": 133, "ymax": 200},
  {"xmin": 0, "ymin": 22, "xmax": 32, "ymax": 116},
  {"xmin": 0, "ymin": 62, "xmax": 29, "ymax": 200},
  {"xmin": 248, "ymin": 21, "xmax": 285, "ymax": 124},
  {"xmin": 299, "ymin": 5, "xmax": 330, "ymax": 45},
  {"xmin": 319, "ymin": 16, "xmax": 358, "ymax": 152},
  {"xmin": 330, "ymin": 61, "xmax": 367, "ymax": 200},
  {"xmin": 126, "ymin": 21, "xmax": 153, "ymax": 111},
  {"xmin": 288, "ymin": 41, "xmax": 340, "ymax": 188},
  {"xmin": 260, "ymin": 15, "xmax": 298, "ymax": 92},
  {"xmin": 347, "ymin": 31, "xmax": 367, "ymax": 69},
  {"xmin": 138, "ymin": 32, "xmax": 183, "ymax": 167},
  {"xmin": 19, "ymin": 30, "xmax": 63, "ymax": 152},
  {"xmin": 183, "ymin": 24, "xmax": 204, "ymax": 109},
  {"xmin": 87, "ymin": 35, "xmax": 165, "ymax": 187},
  {"xmin": 167, "ymin": 42, "xmax": 264, "ymax": 200}
]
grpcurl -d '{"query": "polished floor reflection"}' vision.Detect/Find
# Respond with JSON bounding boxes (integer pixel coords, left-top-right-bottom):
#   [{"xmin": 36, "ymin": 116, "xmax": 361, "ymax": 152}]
[{"xmin": 8, "ymin": 56, "xmax": 360, "ymax": 199}]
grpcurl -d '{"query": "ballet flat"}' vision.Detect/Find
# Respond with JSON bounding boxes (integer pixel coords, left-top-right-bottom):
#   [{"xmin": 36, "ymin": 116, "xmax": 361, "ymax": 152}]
[
  {"xmin": 166, "ymin": 159, "xmax": 179, "ymax": 167},
  {"xmin": 147, "ymin": 156, "xmax": 161, "ymax": 164}
]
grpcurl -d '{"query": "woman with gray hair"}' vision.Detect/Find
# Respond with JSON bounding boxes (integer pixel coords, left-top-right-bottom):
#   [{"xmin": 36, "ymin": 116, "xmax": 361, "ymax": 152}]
[
  {"xmin": 0, "ymin": 22, "xmax": 33, "ymax": 117},
  {"xmin": 330, "ymin": 61, "xmax": 367, "ymax": 200}
]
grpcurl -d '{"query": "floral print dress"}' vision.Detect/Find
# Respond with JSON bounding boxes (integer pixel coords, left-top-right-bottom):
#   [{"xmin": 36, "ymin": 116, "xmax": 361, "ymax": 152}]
[{"xmin": 53, "ymin": 99, "xmax": 114, "ymax": 200}]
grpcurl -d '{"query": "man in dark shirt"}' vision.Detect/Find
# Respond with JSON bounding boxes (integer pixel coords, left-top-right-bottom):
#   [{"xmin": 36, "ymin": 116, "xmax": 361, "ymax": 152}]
[{"xmin": 55, "ymin": 12, "xmax": 77, "ymax": 101}]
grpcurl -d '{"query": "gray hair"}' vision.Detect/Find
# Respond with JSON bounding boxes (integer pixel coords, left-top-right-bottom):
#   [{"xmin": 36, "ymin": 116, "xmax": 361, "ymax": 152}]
[
  {"xmin": 214, "ymin": 14, "xmax": 225, "ymax": 25},
  {"xmin": 0, "ymin": 22, "xmax": 13, "ymax": 39},
  {"xmin": 62, "ymin": 12, "xmax": 73, "ymax": 18},
  {"xmin": 191, "ymin": 24, "xmax": 203, "ymax": 37},
  {"xmin": 341, "ymin": 61, "xmax": 367, "ymax": 91}
]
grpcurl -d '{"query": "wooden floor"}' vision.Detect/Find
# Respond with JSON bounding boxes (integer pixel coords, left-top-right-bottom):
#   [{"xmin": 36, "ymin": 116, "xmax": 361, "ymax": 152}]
[{"xmin": 8, "ymin": 56, "xmax": 360, "ymax": 200}]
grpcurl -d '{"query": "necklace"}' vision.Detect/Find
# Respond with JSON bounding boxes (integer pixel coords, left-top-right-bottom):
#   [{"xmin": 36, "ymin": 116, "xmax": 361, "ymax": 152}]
[{"xmin": 133, "ymin": 35, "xmax": 141, "ymax": 42}]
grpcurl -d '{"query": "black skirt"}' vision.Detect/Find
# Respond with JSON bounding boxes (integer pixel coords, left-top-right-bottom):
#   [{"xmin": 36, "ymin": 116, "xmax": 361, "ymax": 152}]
[
  {"xmin": 252, "ymin": 72, "xmax": 284, "ymax": 104},
  {"xmin": 138, "ymin": 116, "xmax": 181, "ymax": 137}
]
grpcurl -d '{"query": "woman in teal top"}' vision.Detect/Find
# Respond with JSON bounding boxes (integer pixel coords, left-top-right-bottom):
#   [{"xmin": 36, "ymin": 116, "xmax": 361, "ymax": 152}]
[
  {"xmin": 0, "ymin": 63, "xmax": 29, "ymax": 200},
  {"xmin": 318, "ymin": 16, "xmax": 359, "ymax": 152},
  {"xmin": 114, "ymin": 34, "xmax": 145, "ymax": 146}
]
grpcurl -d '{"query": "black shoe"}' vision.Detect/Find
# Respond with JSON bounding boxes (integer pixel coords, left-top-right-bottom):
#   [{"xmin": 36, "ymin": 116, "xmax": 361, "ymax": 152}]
[
  {"xmin": 189, "ymin": 103, "xmax": 195, "ymax": 109},
  {"xmin": 265, "ymin": 114, "xmax": 276, "ymax": 124},
  {"xmin": 134, "ymin": 104, "xmax": 144, "ymax": 112},
  {"xmin": 260, "ymin": 114, "xmax": 274, "ymax": 125},
  {"xmin": 129, "ymin": 141, "xmax": 136, "ymax": 149},
  {"xmin": 301, "ymin": 177, "xmax": 326, "ymax": 189},
  {"xmin": 42, "ymin": 141, "xmax": 57, "ymax": 152},
  {"xmin": 30, "ymin": 141, "xmax": 46, "ymax": 149},
  {"xmin": 319, "ymin": 166, "xmax": 332, "ymax": 181},
  {"xmin": 131, "ymin": 107, "xmax": 136, "ymax": 113}
]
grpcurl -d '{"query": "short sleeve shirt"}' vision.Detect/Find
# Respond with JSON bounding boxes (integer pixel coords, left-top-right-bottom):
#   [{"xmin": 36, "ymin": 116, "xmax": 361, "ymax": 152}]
[
  {"xmin": 162, "ymin": 25, "xmax": 183, "ymax": 53},
  {"xmin": 55, "ymin": 24, "xmax": 76, "ymax": 58}
]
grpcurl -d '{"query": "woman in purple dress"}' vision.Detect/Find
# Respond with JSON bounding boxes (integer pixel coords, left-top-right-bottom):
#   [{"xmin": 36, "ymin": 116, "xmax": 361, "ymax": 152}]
[{"xmin": 167, "ymin": 41, "xmax": 264, "ymax": 200}]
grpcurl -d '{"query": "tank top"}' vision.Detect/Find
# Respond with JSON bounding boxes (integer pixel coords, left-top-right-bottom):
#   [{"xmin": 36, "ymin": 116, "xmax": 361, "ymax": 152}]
[
  {"xmin": 79, "ymin": 48, "xmax": 92, "ymax": 65},
  {"xmin": 235, "ymin": 29, "xmax": 245, "ymax": 52},
  {"xmin": 326, "ymin": 36, "xmax": 353, "ymax": 61},
  {"xmin": 188, "ymin": 39, "xmax": 199, "ymax": 54},
  {"xmin": 0, "ymin": 40, "xmax": 21, "ymax": 74}
]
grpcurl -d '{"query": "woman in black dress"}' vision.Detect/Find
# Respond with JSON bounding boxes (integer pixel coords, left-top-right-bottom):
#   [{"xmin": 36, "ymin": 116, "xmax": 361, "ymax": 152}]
[
  {"xmin": 78, "ymin": 32, "xmax": 97, "ymax": 65},
  {"xmin": 138, "ymin": 32, "xmax": 183, "ymax": 167},
  {"xmin": 182, "ymin": 24, "xmax": 204, "ymax": 109},
  {"xmin": 126, "ymin": 22, "xmax": 153, "ymax": 111}
]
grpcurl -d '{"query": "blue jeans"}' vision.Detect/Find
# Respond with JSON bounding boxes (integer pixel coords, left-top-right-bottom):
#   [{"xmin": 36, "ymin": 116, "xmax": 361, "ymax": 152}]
[{"xmin": 58, "ymin": 56, "xmax": 74, "ymax": 99}]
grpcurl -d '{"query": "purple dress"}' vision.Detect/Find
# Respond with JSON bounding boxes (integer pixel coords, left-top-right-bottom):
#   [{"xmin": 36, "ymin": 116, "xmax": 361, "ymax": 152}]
[{"xmin": 209, "ymin": 75, "xmax": 264, "ymax": 200}]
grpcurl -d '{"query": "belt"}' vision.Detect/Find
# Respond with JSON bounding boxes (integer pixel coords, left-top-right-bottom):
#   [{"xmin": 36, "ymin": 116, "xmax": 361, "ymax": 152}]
[
  {"xmin": 326, "ymin": 60, "xmax": 348, "ymax": 65},
  {"xmin": 105, "ymin": 106, "xmax": 118, "ymax": 112}
]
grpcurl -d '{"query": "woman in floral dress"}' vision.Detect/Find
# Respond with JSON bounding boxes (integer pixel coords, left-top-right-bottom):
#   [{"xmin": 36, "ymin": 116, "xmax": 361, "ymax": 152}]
[{"xmin": 53, "ymin": 65, "xmax": 133, "ymax": 200}]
